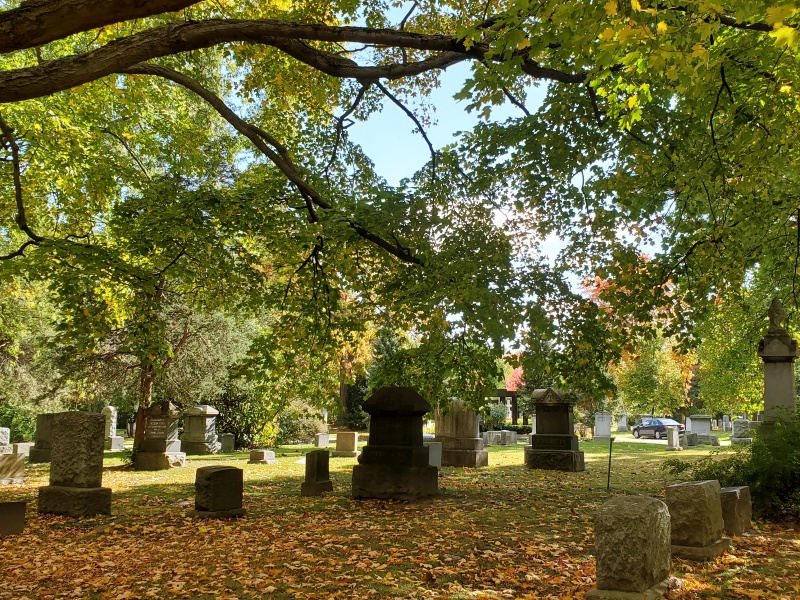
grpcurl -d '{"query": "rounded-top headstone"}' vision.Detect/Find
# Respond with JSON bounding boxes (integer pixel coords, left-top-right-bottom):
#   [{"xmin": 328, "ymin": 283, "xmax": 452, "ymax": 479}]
[
  {"xmin": 145, "ymin": 401, "xmax": 181, "ymax": 418},
  {"xmin": 363, "ymin": 387, "xmax": 431, "ymax": 416}
]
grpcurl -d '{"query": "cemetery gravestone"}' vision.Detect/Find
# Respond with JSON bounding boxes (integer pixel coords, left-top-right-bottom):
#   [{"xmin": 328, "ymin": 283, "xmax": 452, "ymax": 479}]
[
  {"xmin": 0, "ymin": 427, "xmax": 10, "ymax": 453},
  {"xmin": 248, "ymin": 449, "xmax": 279, "ymax": 464},
  {"xmin": 685, "ymin": 416, "xmax": 692, "ymax": 432},
  {"xmin": 666, "ymin": 427, "xmax": 682, "ymax": 451},
  {"xmin": 720, "ymin": 486, "xmax": 752, "ymax": 536},
  {"xmin": 722, "ymin": 415, "xmax": 731, "ymax": 432},
  {"xmin": 12, "ymin": 442, "xmax": 35, "ymax": 458},
  {"xmin": 220, "ymin": 433, "xmax": 235, "ymax": 453},
  {"xmin": 352, "ymin": 386, "xmax": 438, "ymax": 501},
  {"xmin": 0, "ymin": 501, "xmax": 26, "ymax": 536},
  {"xmin": 525, "ymin": 387, "xmax": 584, "ymax": 472},
  {"xmin": 500, "ymin": 430, "xmax": 517, "ymax": 445},
  {"xmin": 593, "ymin": 411, "xmax": 612, "ymax": 442},
  {"xmin": 135, "ymin": 402, "xmax": 186, "ymax": 471},
  {"xmin": 616, "ymin": 411, "xmax": 628, "ymax": 432},
  {"xmin": 331, "ymin": 431, "xmax": 360, "ymax": 457},
  {"xmin": 28, "ymin": 413, "xmax": 54, "ymax": 463},
  {"xmin": 0, "ymin": 453, "xmax": 24, "ymax": 484},
  {"xmin": 665, "ymin": 480, "xmax": 731, "ymax": 561},
  {"xmin": 38, "ymin": 412, "xmax": 111, "ymax": 516},
  {"xmin": 101, "ymin": 406, "xmax": 124, "ymax": 450},
  {"xmin": 530, "ymin": 415, "xmax": 537, "ymax": 435},
  {"xmin": 190, "ymin": 465, "xmax": 246, "ymax": 518},
  {"xmin": 585, "ymin": 495, "xmax": 672, "ymax": 599},
  {"xmin": 758, "ymin": 298, "xmax": 798, "ymax": 423},
  {"xmin": 482, "ymin": 431, "xmax": 503, "ymax": 446},
  {"xmin": 301, "ymin": 450, "xmax": 333, "ymax": 497},
  {"xmin": 180, "ymin": 405, "xmax": 222, "ymax": 455},
  {"xmin": 690, "ymin": 415, "xmax": 720, "ymax": 446},
  {"xmin": 731, "ymin": 419, "xmax": 753, "ymax": 444},
  {"xmin": 314, "ymin": 432, "xmax": 330, "ymax": 448},
  {"xmin": 435, "ymin": 399, "xmax": 488, "ymax": 467}
]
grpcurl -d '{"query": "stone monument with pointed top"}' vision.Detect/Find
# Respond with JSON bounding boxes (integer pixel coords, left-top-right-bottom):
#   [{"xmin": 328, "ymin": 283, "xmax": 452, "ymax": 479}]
[{"xmin": 758, "ymin": 298, "xmax": 798, "ymax": 422}]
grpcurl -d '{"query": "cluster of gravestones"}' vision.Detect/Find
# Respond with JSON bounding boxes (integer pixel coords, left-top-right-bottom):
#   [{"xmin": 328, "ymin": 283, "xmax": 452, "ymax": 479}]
[{"xmin": 587, "ymin": 480, "xmax": 752, "ymax": 599}]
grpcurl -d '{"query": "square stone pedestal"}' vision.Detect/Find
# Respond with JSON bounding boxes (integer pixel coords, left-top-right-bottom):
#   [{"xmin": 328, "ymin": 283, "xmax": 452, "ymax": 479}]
[
  {"xmin": 190, "ymin": 465, "xmax": 246, "ymax": 518},
  {"xmin": 135, "ymin": 452, "xmax": 186, "ymax": 471},
  {"xmin": 248, "ymin": 449, "xmax": 278, "ymax": 464},
  {"xmin": 352, "ymin": 464, "xmax": 438, "ymax": 500},
  {"xmin": 38, "ymin": 485, "xmax": 111, "ymax": 517},
  {"xmin": 105, "ymin": 436, "xmax": 124, "ymax": 451},
  {"xmin": 720, "ymin": 486, "xmax": 752, "ymax": 536}
]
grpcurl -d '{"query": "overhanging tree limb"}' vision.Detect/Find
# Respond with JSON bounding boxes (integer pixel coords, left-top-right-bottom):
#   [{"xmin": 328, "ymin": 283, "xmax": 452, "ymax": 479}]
[{"xmin": 0, "ymin": 0, "xmax": 201, "ymax": 53}]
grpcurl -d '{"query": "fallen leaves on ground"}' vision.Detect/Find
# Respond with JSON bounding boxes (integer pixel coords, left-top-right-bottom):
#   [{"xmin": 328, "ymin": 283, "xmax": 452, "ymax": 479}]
[{"xmin": 1, "ymin": 441, "xmax": 798, "ymax": 599}]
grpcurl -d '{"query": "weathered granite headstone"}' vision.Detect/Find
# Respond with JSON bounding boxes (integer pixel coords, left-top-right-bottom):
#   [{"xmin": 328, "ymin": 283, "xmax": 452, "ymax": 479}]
[
  {"xmin": 0, "ymin": 501, "xmax": 26, "ymax": 536},
  {"xmin": 665, "ymin": 480, "xmax": 731, "ymax": 561},
  {"xmin": 758, "ymin": 298, "xmax": 798, "ymax": 423},
  {"xmin": 482, "ymin": 430, "xmax": 502, "ymax": 446},
  {"xmin": 691, "ymin": 415, "xmax": 712, "ymax": 434},
  {"xmin": 352, "ymin": 386, "xmax": 438, "ymax": 501},
  {"xmin": 314, "ymin": 432, "xmax": 330, "ymax": 448},
  {"xmin": 720, "ymin": 486, "xmax": 752, "ymax": 536},
  {"xmin": 331, "ymin": 431, "xmax": 360, "ymax": 457},
  {"xmin": 722, "ymin": 415, "xmax": 731, "ymax": 432},
  {"xmin": 28, "ymin": 413, "xmax": 54, "ymax": 463},
  {"xmin": 530, "ymin": 415, "xmax": 537, "ymax": 435},
  {"xmin": 525, "ymin": 388, "xmax": 584, "ymax": 472},
  {"xmin": 616, "ymin": 410, "xmax": 628, "ymax": 432},
  {"xmin": 500, "ymin": 430, "xmax": 518, "ymax": 445},
  {"xmin": 180, "ymin": 405, "xmax": 221, "ymax": 455},
  {"xmin": 12, "ymin": 442, "xmax": 34, "ymax": 458},
  {"xmin": 0, "ymin": 427, "xmax": 10, "ymax": 453},
  {"xmin": 0, "ymin": 453, "xmax": 24, "ymax": 484},
  {"xmin": 135, "ymin": 402, "xmax": 186, "ymax": 471},
  {"xmin": 301, "ymin": 450, "xmax": 333, "ymax": 497},
  {"xmin": 248, "ymin": 449, "xmax": 279, "ymax": 464},
  {"xmin": 435, "ymin": 399, "xmax": 488, "ymax": 467},
  {"xmin": 685, "ymin": 416, "xmax": 692, "ymax": 432},
  {"xmin": 593, "ymin": 411, "xmax": 612, "ymax": 442},
  {"xmin": 585, "ymin": 496, "xmax": 671, "ymax": 600},
  {"xmin": 666, "ymin": 427, "xmax": 682, "ymax": 451},
  {"xmin": 101, "ymin": 406, "xmax": 124, "ymax": 450},
  {"xmin": 730, "ymin": 419, "xmax": 753, "ymax": 444},
  {"xmin": 220, "ymin": 433, "xmax": 235, "ymax": 452},
  {"xmin": 190, "ymin": 465, "xmax": 246, "ymax": 518},
  {"xmin": 38, "ymin": 412, "xmax": 111, "ymax": 516}
]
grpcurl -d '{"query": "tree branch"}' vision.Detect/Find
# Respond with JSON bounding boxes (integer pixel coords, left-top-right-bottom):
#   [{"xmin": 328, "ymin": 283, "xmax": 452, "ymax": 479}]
[
  {"xmin": 100, "ymin": 127, "xmax": 152, "ymax": 180},
  {"xmin": 0, "ymin": 113, "xmax": 43, "ymax": 243},
  {"xmin": 0, "ymin": 19, "xmax": 584, "ymax": 103},
  {"xmin": 0, "ymin": 0, "xmax": 201, "ymax": 53}
]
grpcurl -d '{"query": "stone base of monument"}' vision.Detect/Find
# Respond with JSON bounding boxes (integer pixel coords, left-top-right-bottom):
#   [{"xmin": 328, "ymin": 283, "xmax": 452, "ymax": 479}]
[
  {"xmin": 730, "ymin": 437, "xmax": 753, "ymax": 445},
  {"xmin": 352, "ymin": 464, "xmax": 438, "ymax": 500},
  {"xmin": 38, "ymin": 485, "xmax": 112, "ymax": 516},
  {"xmin": 438, "ymin": 436, "xmax": 488, "ymax": 467},
  {"xmin": 585, "ymin": 578, "xmax": 671, "ymax": 600},
  {"xmin": 301, "ymin": 479, "xmax": 334, "ymax": 497},
  {"xmin": 720, "ymin": 486, "xmax": 752, "ymax": 536},
  {"xmin": 0, "ymin": 501, "xmax": 26, "ymax": 536},
  {"xmin": 671, "ymin": 537, "xmax": 731, "ymax": 561},
  {"xmin": 105, "ymin": 436, "xmax": 124, "ymax": 451},
  {"xmin": 695, "ymin": 433, "xmax": 720, "ymax": 446},
  {"xmin": 248, "ymin": 449, "xmax": 279, "ymax": 464},
  {"xmin": 0, "ymin": 453, "xmax": 25, "ymax": 484},
  {"xmin": 28, "ymin": 448, "xmax": 51, "ymax": 463},
  {"xmin": 593, "ymin": 436, "xmax": 611, "ymax": 443},
  {"xmin": 182, "ymin": 440, "xmax": 222, "ymax": 455},
  {"xmin": 525, "ymin": 447, "xmax": 585, "ymax": 472},
  {"xmin": 135, "ymin": 451, "xmax": 186, "ymax": 471},
  {"xmin": 331, "ymin": 449, "xmax": 360, "ymax": 457},
  {"xmin": 679, "ymin": 433, "xmax": 698, "ymax": 447}
]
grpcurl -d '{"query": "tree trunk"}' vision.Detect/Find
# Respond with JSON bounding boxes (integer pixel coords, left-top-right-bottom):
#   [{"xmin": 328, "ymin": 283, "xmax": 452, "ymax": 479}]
[{"xmin": 133, "ymin": 366, "xmax": 156, "ymax": 452}]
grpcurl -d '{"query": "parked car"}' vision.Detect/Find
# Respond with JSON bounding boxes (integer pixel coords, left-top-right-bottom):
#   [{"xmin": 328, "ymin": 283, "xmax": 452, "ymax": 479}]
[{"xmin": 632, "ymin": 418, "xmax": 685, "ymax": 440}]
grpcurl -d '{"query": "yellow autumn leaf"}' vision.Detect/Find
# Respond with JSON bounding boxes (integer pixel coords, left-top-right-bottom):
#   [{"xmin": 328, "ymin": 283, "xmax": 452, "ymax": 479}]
[
  {"xmin": 657, "ymin": 21, "xmax": 668, "ymax": 35},
  {"xmin": 517, "ymin": 38, "xmax": 531, "ymax": 50},
  {"xmin": 600, "ymin": 28, "xmax": 615, "ymax": 41},
  {"xmin": 604, "ymin": 0, "xmax": 618, "ymax": 16},
  {"xmin": 627, "ymin": 94, "xmax": 639, "ymax": 109},
  {"xmin": 780, "ymin": 84, "xmax": 793, "ymax": 93},
  {"xmin": 691, "ymin": 43, "xmax": 709, "ymax": 61},
  {"xmin": 631, "ymin": 0, "xmax": 642, "ymax": 11},
  {"xmin": 770, "ymin": 25, "xmax": 799, "ymax": 47},
  {"xmin": 765, "ymin": 5, "xmax": 797, "ymax": 26}
]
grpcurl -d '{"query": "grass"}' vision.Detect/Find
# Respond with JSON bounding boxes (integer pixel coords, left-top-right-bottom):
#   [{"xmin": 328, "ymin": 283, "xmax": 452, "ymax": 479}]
[{"xmin": 1, "ymin": 438, "xmax": 798, "ymax": 599}]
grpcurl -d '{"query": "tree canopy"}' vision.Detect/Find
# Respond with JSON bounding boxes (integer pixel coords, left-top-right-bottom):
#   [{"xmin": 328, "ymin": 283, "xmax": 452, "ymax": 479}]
[{"xmin": 1, "ymin": 0, "xmax": 799, "ymax": 404}]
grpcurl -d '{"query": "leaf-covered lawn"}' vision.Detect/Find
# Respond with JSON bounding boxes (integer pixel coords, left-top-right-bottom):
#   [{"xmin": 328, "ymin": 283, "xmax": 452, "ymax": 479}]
[{"xmin": 1, "ymin": 441, "xmax": 798, "ymax": 599}]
